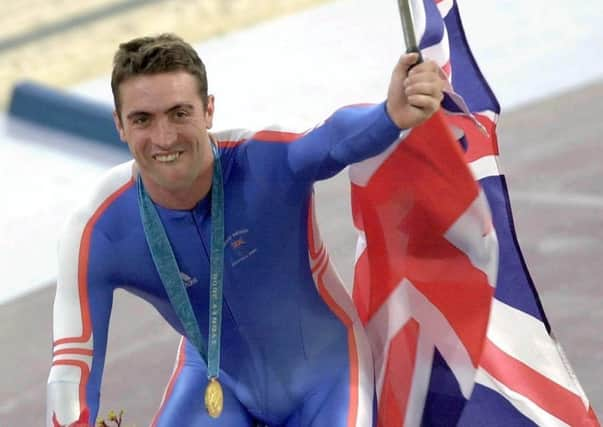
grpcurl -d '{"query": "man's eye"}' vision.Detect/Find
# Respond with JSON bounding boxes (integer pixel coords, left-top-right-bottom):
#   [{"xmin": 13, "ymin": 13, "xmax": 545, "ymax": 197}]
[
  {"xmin": 174, "ymin": 110, "xmax": 189, "ymax": 119},
  {"xmin": 132, "ymin": 116, "xmax": 149, "ymax": 125}
]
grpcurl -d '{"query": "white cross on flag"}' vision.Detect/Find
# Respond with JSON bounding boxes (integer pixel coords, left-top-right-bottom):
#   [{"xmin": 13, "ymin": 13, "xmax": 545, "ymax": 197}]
[{"xmin": 348, "ymin": 0, "xmax": 600, "ymax": 425}]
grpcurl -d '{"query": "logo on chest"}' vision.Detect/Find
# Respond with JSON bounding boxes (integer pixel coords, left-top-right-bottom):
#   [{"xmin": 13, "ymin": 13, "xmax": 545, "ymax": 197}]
[
  {"xmin": 180, "ymin": 271, "xmax": 199, "ymax": 288},
  {"xmin": 225, "ymin": 229, "xmax": 257, "ymax": 266}
]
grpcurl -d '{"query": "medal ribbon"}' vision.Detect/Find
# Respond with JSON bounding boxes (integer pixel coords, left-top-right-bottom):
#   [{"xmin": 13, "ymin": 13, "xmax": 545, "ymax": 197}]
[{"xmin": 137, "ymin": 141, "xmax": 224, "ymax": 383}]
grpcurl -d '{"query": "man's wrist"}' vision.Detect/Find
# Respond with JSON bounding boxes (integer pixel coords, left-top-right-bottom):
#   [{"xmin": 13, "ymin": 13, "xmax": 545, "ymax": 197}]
[{"xmin": 381, "ymin": 101, "xmax": 411, "ymax": 141}]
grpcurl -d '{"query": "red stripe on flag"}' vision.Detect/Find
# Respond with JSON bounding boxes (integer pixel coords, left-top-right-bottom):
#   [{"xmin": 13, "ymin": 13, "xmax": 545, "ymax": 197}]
[
  {"xmin": 445, "ymin": 113, "xmax": 499, "ymax": 163},
  {"xmin": 482, "ymin": 339, "xmax": 599, "ymax": 426},
  {"xmin": 403, "ymin": 252, "xmax": 493, "ymax": 365},
  {"xmin": 377, "ymin": 319, "xmax": 420, "ymax": 427},
  {"xmin": 352, "ymin": 112, "xmax": 492, "ymax": 364},
  {"xmin": 588, "ymin": 407, "xmax": 601, "ymax": 426},
  {"xmin": 441, "ymin": 61, "xmax": 451, "ymax": 78}
]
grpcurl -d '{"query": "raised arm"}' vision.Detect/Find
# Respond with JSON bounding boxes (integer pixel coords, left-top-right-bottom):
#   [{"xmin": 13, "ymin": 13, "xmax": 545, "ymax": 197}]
[{"xmin": 287, "ymin": 53, "xmax": 445, "ymax": 181}]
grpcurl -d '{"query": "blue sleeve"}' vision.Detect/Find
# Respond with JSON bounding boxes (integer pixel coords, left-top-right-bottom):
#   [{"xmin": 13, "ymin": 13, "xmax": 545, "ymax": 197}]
[
  {"xmin": 287, "ymin": 102, "xmax": 402, "ymax": 181},
  {"xmin": 48, "ymin": 224, "xmax": 116, "ymax": 426},
  {"xmin": 85, "ymin": 231, "xmax": 117, "ymax": 422}
]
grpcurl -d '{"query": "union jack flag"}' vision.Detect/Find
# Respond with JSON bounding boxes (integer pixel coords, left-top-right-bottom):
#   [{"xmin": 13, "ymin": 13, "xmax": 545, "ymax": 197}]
[{"xmin": 349, "ymin": 0, "xmax": 600, "ymax": 425}]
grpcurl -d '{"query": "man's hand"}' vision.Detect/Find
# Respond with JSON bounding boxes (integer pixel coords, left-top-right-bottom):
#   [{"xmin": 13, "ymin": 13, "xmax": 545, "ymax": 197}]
[
  {"xmin": 52, "ymin": 409, "xmax": 89, "ymax": 427},
  {"xmin": 386, "ymin": 53, "xmax": 446, "ymax": 129}
]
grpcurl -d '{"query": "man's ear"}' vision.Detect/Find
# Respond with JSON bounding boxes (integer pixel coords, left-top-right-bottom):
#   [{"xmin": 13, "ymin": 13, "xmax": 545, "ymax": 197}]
[
  {"xmin": 205, "ymin": 95, "xmax": 215, "ymax": 129},
  {"xmin": 113, "ymin": 110, "xmax": 127, "ymax": 143}
]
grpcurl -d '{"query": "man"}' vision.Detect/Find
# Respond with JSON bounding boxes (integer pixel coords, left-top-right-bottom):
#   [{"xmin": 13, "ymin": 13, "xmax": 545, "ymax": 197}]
[{"xmin": 48, "ymin": 33, "xmax": 445, "ymax": 426}]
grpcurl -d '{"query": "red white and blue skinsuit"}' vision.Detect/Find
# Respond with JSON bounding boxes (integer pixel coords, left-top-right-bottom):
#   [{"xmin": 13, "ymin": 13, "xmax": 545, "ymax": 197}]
[{"xmin": 48, "ymin": 103, "xmax": 404, "ymax": 426}]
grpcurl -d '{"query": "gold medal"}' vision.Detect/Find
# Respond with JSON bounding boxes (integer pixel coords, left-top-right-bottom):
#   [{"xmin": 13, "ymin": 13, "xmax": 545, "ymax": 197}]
[{"xmin": 204, "ymin": 377, "xmax": 224, "ymax": 418}]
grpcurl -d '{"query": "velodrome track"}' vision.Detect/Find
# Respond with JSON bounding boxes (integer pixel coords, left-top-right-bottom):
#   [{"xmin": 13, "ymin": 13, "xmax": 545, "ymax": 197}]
[{"xmin": 1, "ymin": 0, "xmax": 602, "ymax": 425}]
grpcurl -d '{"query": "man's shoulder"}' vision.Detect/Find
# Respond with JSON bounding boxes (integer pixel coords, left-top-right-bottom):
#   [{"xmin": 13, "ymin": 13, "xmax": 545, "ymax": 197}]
[
  {"xmin": 213, "ymin": 124, "xmax": 307, "ymax": 147},
  {"xmin": 61, "ymin": 160, "xmax": 136, "ymax": 235},
  {"xmin": 213, "ymin": 128, "xmax": 255, "ymax": 147},
  {"xmin": 83, "ymin": 160, "xmax": 135, "ymax": 212}
]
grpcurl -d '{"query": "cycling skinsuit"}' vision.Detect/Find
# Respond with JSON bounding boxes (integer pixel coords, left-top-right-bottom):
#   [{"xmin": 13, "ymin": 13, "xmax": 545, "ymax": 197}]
[{"xmin": 48, "ymin": 102, "xmax": 403, "ymax": 426}]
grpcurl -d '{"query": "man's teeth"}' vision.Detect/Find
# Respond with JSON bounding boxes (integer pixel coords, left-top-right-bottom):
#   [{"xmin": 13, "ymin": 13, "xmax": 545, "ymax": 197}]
[{"xmin": 155, "ymin": 152, "xmax": 181, "ymax": 162}]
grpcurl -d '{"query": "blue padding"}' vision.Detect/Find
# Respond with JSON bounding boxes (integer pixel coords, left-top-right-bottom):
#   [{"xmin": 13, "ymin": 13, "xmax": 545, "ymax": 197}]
[{"xmin": 8, "ymin": 80, "xmax": 125, "ymax": 149}]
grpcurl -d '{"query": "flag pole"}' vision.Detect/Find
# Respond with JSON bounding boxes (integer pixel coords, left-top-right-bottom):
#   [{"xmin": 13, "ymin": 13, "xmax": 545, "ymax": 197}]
[{"xmin": 397, "ymin": 0, "xmax": 423, "ymax": 63}]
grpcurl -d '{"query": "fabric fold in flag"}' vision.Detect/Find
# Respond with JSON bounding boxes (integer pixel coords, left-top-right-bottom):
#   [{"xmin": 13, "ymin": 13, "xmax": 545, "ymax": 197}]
[{"xmin": 348, "ymin": 0, "xmax": 600, "ymax": 425}]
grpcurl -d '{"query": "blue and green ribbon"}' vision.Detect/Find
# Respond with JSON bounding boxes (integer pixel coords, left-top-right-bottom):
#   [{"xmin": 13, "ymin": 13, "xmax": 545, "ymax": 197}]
[{"xmin": 137, "ymin": 141, "xmax": 224, "ymax": 381}]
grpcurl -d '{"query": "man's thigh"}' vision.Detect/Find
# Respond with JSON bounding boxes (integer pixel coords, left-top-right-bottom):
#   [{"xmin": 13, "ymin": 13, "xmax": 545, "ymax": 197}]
[
  {"xmin": 153, "ymin": 340, "xmax": 255, "ymax": 427},
  {"xmin": 285, "ymin": 370, "xmax": 376, "ymax": 427}
]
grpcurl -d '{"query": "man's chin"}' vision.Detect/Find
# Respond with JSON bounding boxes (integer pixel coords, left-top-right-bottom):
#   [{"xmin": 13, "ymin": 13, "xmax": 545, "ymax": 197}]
[
  {"xmin": 158, "ymin": 180, "xmax": 194, "ymax": 192},
  {"xmin": 151, "ymin": 173, "xmax": 195, "ymax": 191}
]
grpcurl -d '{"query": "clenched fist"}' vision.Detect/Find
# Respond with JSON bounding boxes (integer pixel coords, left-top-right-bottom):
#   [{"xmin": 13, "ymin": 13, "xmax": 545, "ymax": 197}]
[{"xmin": 386, "ymin": 53, "xmax": 446, "ymax": 129}]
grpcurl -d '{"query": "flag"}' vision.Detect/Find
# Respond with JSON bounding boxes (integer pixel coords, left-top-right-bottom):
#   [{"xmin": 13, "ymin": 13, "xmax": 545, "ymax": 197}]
[{"xmin": 349, "ymin": 0, "xmax": 600, "ymax": 425}]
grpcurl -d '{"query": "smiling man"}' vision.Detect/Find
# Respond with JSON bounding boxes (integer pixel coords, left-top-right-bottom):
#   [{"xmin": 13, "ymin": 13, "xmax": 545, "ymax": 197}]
[
  {"xmin": 113, "ymin": 70, "xmax": 216, "ymax": 209},
  {"xmin": 47, "ymin": 34, "xmax": 445, "ymax": 426}
]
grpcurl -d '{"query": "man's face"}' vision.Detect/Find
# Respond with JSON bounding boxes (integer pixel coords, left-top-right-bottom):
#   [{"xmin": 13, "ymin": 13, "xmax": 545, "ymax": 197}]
[{"xmin": 114, "ymin": 71, "xmax": 214, "ymax": 194}]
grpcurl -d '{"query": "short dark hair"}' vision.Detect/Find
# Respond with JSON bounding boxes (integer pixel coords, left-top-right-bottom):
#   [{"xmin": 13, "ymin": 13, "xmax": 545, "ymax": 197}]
[{"xmin": 111, "ymin": 33, "xmax": 208, "ymax": 115}]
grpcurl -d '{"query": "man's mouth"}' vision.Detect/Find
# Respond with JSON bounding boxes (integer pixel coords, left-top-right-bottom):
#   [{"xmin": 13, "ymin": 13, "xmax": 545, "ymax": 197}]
[{"xmin": 153, "ymin": 152, "xmax": 182, "ymax": 163}]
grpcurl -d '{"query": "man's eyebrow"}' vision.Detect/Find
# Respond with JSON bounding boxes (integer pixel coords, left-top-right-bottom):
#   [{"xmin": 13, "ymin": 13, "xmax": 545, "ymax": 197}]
[
  {"xmin": 165, "ymin": 103, "xmax": 195, "ymax": 113},
  {"xmin": 126, "ymin": 110, "xmax": 150, "ymax": 120},
  {"xmin": 125, "ymin": 104, "xmax": 194, "ymax": 120}
]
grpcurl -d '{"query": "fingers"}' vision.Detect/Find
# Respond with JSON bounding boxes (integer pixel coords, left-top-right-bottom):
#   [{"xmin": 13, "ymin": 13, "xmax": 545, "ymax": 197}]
[
  {"xmin": 387, "ymin": 54, "xmax": 446, "ymax": 128},
  {"xmin": 396, "ymin": 53, "xmax": 438, "ymax": 75},
  {"xmin": 398, "ymin": 52, "xmax": 421, "ymax": 71},
  {"xmin": 403, "ymin": 60, "xmax": 445, "ymax": 108},
  {"xmin": 405, "ymin": 60, "xmax": 443, "ymax": 86},
  {"xmin": 404, "ymin": 81, "xmax": 444, "ymax": 104},
  {"xmin": 404, "ymin": 93, "xmax": 442, "ymax": 115}
]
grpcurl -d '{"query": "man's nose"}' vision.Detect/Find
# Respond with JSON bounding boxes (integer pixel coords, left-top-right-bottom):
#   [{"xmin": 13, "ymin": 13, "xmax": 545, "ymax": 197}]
[{"xmin": 153, "ymin": 119, "xmax": 177, "ymax": 149}]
